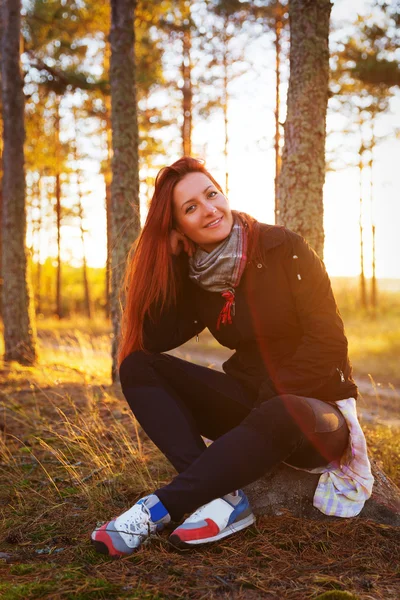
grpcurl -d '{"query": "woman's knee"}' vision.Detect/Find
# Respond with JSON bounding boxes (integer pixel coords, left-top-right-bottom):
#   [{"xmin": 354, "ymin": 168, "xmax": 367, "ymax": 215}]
[
  {"xmin": 119, "ymin": 350, "xmax": 159, "ymax": 390},
  {"xmin": 243, "ymin": 394, "xmax": 314, "ymax": 438}
]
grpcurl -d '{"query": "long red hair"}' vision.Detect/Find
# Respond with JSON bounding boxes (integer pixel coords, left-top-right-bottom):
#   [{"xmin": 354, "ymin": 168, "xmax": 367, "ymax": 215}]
[{"xmin": 118, "ymin": 156, "xmax": 259, "ymax": 366}]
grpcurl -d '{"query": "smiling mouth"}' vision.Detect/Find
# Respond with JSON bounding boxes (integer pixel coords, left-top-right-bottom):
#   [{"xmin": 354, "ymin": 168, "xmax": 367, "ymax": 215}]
[{"xmin": 204, "ymin": 216, "xmax": 223, "ymax": 228}]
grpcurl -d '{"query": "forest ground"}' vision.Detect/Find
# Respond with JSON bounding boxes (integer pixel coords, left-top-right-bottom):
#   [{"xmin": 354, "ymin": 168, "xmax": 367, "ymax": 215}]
[{"xmin": 0, "ymin": 305, "xmax": 399, "ymax": 600}]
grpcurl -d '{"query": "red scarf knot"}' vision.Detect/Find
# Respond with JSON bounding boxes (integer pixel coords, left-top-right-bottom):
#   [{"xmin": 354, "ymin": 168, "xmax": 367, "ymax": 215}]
[{"xmin": 216, "ymin": 290, "xmax": 235, "ymax": 330}]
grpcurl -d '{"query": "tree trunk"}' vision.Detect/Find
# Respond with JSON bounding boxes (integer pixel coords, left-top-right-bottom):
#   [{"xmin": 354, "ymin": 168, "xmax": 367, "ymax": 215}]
[
  {"xmin": 358, "ymin": 131, "xmax": 367, "ymax": 310},
  {"xmin": 55, "ymin": 172, "xmax": 62, "ymax": 319},
  {"xmin": 105, "ymin": 177, "xmax": 112, "ymax": 320},
  {"xmin": 222, "ymin": 28, "xmax": 229, "ymax": 196},
  {"xmin": 244, "ymin": 459, "xmax": 400, "ymax": 526},
  {"xmin": 72, "ymin": 108, "xmax": 92, "ymax": 320},
  {"xmin": 369, "ymin": 115, "xmax": 377, "ymax": 311},
  {"xmin": 53, "ymin": 98, "xmax": 63, "ymax": 319},
  {"xmin": 181, "ymin": 20, "xmax": 192, "ymax": 156},
  {"xmin": 77, "ymin": 177, "xmax": 92, "ymax": 320},
  {"xmin": 0, "ymin": 2, "xmax": 3, "ymax": 321},
  {"xmin": 274, "ymin": 1, "xmax": 283, "ymax": 224},
  {"xmin": 104, "ymin": 100, "xmax": 112, "ymax": 321},
  {"xmin": 278, "ymin": 0, "xmax": 331, "ymax": 258},
  {"xmin": 109, "ymin": 0, "xmax": 140, "ymax": 382},
  {"xmin": 1, "ymin": 0, "xmax": 37, "ymax": 364}
]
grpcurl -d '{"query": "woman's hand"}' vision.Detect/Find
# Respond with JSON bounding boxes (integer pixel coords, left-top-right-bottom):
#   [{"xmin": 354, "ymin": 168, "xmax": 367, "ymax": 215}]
[{"xmin": 170, "ymin": 229, "xmax": 195, "ymax": 257}]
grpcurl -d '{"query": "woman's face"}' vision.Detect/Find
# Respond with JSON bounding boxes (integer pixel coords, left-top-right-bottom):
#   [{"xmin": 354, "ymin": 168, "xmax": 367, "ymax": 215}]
[{"xmin": 172, "ymin": 172, "xmax": 233, "ymax": 252}]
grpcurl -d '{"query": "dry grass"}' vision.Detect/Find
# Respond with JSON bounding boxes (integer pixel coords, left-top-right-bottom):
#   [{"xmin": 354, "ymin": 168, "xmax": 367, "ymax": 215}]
[{"xmin": 0, "ymin": 319, "xmax": 399, "ymax": 599}]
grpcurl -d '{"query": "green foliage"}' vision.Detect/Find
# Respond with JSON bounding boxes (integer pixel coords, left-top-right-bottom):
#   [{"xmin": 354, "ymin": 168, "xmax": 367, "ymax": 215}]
[
  {"xmin": 314, "ymin": 592, "xmax": 360, "ymax": 600},
  {"xmin": 30, "ymin": 257, "xmax": 107, "ymax": 316},
  {"xmin": 0, "ymin": 582, "xmax": 55, "ymax": 600}
]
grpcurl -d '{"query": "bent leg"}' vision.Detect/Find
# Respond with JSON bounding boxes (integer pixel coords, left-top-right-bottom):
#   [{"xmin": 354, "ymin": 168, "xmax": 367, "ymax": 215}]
[
  {"xmin": 154, "ymin": 394, "xmax": 349, "ymax": 521},
  {"xmin": 119, "ymin": 351, "xmax": 255, "ymax": 473}
]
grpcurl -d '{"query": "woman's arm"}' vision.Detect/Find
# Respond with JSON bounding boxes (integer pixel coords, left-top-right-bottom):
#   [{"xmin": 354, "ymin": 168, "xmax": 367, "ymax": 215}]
[
  {"xmin": 143, "ymin": 255, "xmax": 205, "ymax": 353},
  {"xmin": 271, "ymin": 231, "xmax": 350, "ymax": 397}
]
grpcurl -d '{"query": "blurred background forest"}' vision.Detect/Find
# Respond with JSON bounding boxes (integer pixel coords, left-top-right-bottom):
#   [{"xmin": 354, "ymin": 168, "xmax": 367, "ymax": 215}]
[
  {"xmin": 1, "ymin": 1, "xmax": 399, "ymax": 302},
  {"xmin": 0, "ymin": 0, "xmax": 399, "ymax": 380}
]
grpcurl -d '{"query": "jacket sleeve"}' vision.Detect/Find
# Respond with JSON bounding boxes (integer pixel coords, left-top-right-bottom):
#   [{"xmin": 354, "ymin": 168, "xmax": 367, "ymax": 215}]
[
  {"xmin": 143, "ymin": 256, "xmax": 205, "ymax": 353},
  {"xmin": 271, "ymin": 232, "xmax": 349, "ymax": 396}
]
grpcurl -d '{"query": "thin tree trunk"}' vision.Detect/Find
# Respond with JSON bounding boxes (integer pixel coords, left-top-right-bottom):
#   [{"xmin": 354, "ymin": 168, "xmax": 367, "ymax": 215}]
[
  {"xmin": 55, "ymin": 171, "xmax": 62, "ymax": 319},
  {"xmin": 72, "ymin": 107, "xmax": 92, "ymax": 320},
  {"xmin": 54, "ymin": 98, "xmax": 63, "ymax": 319},
  {"xmin": 36, "ymin": 176, "xmax": 44, "ymax": 315},
  {"xmin": 278, "ymin": 0, "xmax": 332, "ymax": 258},
  {"xmin": 222, "ymin": 29, "xmax": 229, "ymax": 196},
  {"xmin": 370, "ymin": 114, "xmax": 377, "ymax": 311},
  {"xmin": 274, "ymin": 1, "xmax": 282, "ymax": 223},
  {"xmin": 105, "ymin": 178, "xmax": 112, "ymax": 319},
  {"xmin": 0, "ymin": 6, "xmax": 3, "ymax": 321},
  {"xmin": 358, "ymin": 123, "xmax": 367, "ymax": 310},
  {"xmin": 32, "ymin": 177, "xmax": 42, "ymax": 314},
  {"xmin": 78, "ymin": 194, "xmax": 92, "ymax": 320},
  {"xmin": 104, "ymin": 99, "xmax": 112, "ymax": 321},
  {"xmin": 110, "ymin": 0, "xmax": 140, "ymax": 382},
  {"xmin": 76, "ymin": 176, "xmax": 92, "ymax": 320},
  {"xmin": 181, "ymin": 1, "xmax": 192, "ymax": 156},
  {"xmin": 1, "ymin": 0, "xmax": 37, "ymax": 364}
]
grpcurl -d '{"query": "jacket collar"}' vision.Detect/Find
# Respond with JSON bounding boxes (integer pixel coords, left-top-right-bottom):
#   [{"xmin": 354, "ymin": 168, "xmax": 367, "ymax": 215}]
[{"xmin": 257, "ymin": 222, "xmax": 286, "ymax": 252}]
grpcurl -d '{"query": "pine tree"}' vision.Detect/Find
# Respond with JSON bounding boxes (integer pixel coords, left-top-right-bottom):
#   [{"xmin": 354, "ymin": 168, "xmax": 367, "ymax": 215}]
[
  {"xmin": 109, "ymin": 0, "xmax": 139, "ymax": 381},
  {"xmin": 278, "ymin": 0, "xmax": 331, "ymax": 257},
  {"xmin": 1, "ymin": 0, "xmax": 37, "ymax": 364}
]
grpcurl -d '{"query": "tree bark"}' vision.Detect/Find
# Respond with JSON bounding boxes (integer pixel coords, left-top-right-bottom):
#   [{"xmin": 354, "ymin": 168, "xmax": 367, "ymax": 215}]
[
  {"xmin": 358, "ymin": 116, "xmax": 367, "ymax": 310},
  {"xmin": 278, "ymin": 0, "xmax": 332, "ymax": 258},
  {"xmin": 181, "ymin": 18, "xmax": 192, "ymax": 156},
  {"xmin": 222, "ymin": 26, "xmax": 229, "ymax": 196},
  {"xmin": 274, "ymin": 1, "xmax": 283, "ymax": 224},
  {"xmin": 244, "ymin": 459, "xmax": 400, "ymax": 526},
  {"xmin": 103, "ymin": 100, "xmax": 112, "ymax": 321},
  {"xmin": 1, "ymin": 0, "xmax": 37, "ymax": 364},
  {"xmin": 109, "ymin": 0, "xmax": 140, "ymax": 382}
]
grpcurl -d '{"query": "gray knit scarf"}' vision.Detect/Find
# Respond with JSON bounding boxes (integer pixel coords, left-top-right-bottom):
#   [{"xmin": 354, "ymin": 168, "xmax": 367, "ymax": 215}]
[{"xmin": 188, "ymin": 213, "xmax": 248, "ymax": 329}]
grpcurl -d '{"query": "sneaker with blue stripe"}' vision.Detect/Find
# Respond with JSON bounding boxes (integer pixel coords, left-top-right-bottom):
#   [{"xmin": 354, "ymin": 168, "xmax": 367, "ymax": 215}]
[
  {"xmin": 91, "ymin": 494, "xmax": 171, "ymax": 557},
  {"xmin": 169, "ymin": 489, "xmax": 255, "ymax": 548}
]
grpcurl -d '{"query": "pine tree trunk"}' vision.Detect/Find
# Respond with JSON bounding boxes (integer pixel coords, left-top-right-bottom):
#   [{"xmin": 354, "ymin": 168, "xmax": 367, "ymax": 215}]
[
  {"xmin": 1, "ymin": 0, "xmax": 37, "ymax": 364},
  {"xmin": 77, "ymin": 178, "xmax": 92, "ymax": 320},
  {"xmin": 278, "ymin": 0, "xmax": 331, "ymax": 258},
  {"xmin": 104, "ymin": 103, "xmax": 112, "ymax": 321},
  {"xmin": 0, "ymin": 2, "xmax": 3, "ymax": 320},
  {"xmin": 359, "ymin": 143, "xmax": 367, "ymax": 310},
  {"xmin": 274, "ymin": 2, "xmax": 283, "ymax": 224},
  {"xmin": 109, "ymin": 0, "xmax": 140, "ymax": 382},
  {"xmin": 55, "ymin": 172, "xmax": 63, "ymax": 319},
  {"xmin": 181, "ymin": 23, "xmax": 192, "ymax": 156},
  {"xmin": 369, "ymin": 116, "xmax": 377, "ymax": 311},
  {"xmin": 222, "ymin": 30, "xmax": 229, "ymax": 196},
  {"xmin": 36, "ymin": 176, "xmax": 43, "ymax": 315}
]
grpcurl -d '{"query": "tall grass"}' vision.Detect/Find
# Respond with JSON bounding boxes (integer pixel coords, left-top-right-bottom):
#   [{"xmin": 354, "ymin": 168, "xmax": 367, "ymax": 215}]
[{"xmin": 0, "ymin": 313, "xmax": 399, "ymax": 600}]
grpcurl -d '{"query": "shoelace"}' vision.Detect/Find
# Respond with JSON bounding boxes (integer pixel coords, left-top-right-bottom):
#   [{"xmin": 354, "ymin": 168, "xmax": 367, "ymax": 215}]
[
  {"xmin": 126, "ymin": 503, "xmax": 153, "ymax": 536},
  {"xmin": 97, "ymin": 503, "xmax": 153, "ymax": 538}
]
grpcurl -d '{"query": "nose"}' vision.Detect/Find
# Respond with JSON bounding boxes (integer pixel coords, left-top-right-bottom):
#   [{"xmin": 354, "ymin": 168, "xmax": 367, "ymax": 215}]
[{"xmin": 204, "ymin": 201, "xmax": 217, "ymax": 215}]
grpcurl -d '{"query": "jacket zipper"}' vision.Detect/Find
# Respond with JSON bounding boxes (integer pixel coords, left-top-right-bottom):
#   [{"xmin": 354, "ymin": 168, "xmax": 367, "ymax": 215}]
[{"xmin": 337, "ymin": 367, "xmax": 345, "ymax": 383}]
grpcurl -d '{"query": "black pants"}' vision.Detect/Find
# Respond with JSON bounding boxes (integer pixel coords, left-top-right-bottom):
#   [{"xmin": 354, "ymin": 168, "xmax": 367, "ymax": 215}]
[{"xmin": 119, "ymin": 351, "xmax": 349, "ymax": 522}]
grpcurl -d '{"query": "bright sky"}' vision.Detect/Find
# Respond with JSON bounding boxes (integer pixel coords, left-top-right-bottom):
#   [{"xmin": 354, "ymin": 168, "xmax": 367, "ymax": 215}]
[{"xmin": 37, "ymin": 0, "xmax": 399, "ymax": 280}]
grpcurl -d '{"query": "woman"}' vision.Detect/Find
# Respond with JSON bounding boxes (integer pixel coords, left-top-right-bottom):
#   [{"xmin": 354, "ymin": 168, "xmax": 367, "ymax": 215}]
[{"xmin": 91, "ymin": 157, "xmax": 373, "ymax": 557}]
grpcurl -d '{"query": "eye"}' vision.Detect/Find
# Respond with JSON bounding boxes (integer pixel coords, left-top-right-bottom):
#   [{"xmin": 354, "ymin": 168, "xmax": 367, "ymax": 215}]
[
  {"xmin": 208, "ymin": 191, "xmax": 217, "ymax": 198},
  {"xmin": 185, "ymin": 204, "xmax": 196, "ymax": 214}
]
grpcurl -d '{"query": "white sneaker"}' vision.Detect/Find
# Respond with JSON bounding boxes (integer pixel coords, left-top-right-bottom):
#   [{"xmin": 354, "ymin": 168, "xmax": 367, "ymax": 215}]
[
  {"xmin": 169, "ymin": 490, "xmax": 255, "ymax": 548},
  {"xmin": 91, "ymin": 494, "xmax": 171, "ymax": 557}
]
